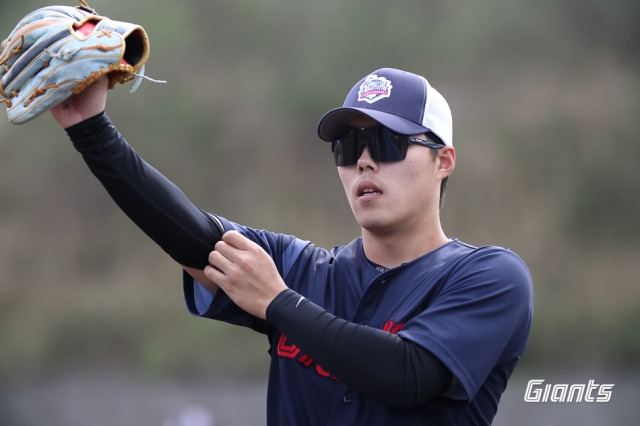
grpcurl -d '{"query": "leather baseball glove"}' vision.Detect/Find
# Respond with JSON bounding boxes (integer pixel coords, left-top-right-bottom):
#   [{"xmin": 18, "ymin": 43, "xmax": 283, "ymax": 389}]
[{"xmin": 0, "ymin": 1, "xmax": 160, "ymax": 124}]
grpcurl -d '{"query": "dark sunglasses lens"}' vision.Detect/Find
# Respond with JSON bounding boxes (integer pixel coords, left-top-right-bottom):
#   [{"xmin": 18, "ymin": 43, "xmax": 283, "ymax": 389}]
[
  {"xmin": 333, "ymin": 133, "xmax": 358, "ymax": 166},
  {"xmin": 373, "ymin": 129, "xmax": 406, "ymax": 163},
  {"xmin": 333, "ymin": 128, "xmax": 409, "ymax": 166}
]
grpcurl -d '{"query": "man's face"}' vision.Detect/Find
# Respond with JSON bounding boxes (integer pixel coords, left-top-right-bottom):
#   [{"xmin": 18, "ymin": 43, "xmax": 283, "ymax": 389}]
[{"xmin": 336, "ymin": 115, "xmax": 454, "ymax": 237}]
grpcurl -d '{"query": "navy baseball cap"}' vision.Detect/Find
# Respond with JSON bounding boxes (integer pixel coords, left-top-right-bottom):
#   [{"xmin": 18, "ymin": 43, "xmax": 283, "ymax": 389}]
[{"xmin": 317, "ymin": 68, "xmax": 453, "ymax": 146}]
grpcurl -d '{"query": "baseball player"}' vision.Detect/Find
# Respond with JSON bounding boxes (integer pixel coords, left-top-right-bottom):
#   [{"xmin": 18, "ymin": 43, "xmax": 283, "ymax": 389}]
[{"xmin": 47, "ymin": 67, "xmax": 533, "ymax": 425}]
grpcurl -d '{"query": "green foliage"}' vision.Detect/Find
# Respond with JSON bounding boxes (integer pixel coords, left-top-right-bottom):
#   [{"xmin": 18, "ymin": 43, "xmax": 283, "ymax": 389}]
[{"xmin": 1, "ymin": 0, "xmax": 638, "ymax": 379}]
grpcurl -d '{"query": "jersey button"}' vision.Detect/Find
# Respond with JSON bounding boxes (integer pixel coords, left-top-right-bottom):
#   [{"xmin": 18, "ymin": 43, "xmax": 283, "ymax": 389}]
[{"xmin": 343, "ymin": 392, "xmax": 352, "ymax": 404}]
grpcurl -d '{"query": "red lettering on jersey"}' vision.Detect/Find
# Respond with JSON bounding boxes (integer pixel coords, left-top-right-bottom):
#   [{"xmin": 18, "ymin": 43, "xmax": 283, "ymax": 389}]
[
  {"xmin": 297, "ymin": 354, "xmax": 314, "ymax": 367},
  {"xmin": 315, "ymin": 364, "xmax": 331, "ymax": 378},
  {"xmin": 383, "ymin": 320, "xmax": 405, "ymax": 334},
  {"xmin": 277, "ymin": 334, "xmax": 300, "ymax": 359},
  {"xmin": 391, "ymin": 322, "xmax": 405, "ymax": 334},
  {"xmin": 276, "ymin": 319, "xmax": 403, "ymax": 381}
]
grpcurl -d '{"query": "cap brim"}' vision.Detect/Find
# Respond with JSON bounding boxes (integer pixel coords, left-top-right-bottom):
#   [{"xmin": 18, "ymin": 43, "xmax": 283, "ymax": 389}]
[{"xmin": 317, "ymin": 107, "xmax": 432, "ymax": 142}]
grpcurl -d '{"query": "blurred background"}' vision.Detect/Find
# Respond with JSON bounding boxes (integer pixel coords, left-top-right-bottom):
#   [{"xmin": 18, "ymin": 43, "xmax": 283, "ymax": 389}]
[{"xmin": 1, "ymin": 0, "xmax": 638, "ymax": 424}]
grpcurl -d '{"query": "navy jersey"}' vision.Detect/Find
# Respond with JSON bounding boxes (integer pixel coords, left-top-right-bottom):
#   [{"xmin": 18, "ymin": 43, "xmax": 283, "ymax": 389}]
[{"xmin": 183, "ymin": 216, "xmax": 533, "ymax": 425}]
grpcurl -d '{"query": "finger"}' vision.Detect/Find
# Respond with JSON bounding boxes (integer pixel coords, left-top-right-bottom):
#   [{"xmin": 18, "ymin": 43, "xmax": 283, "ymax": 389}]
[
  {"xmin": 212, "ymin": 239, "xmax": 243, "ymax": 264},
  {"xmin": 204, "ymin": 264, "xmax": 225, "ymax": 285},
  {"xmin": 208, "ymin": 249, "xmax": 233, "ymax": 272},
  {"xmin": 222, "ymin": 230, "xmax": 256, "ymax": 250}
]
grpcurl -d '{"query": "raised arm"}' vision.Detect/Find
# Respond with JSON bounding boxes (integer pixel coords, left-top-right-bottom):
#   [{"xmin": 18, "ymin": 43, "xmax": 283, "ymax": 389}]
[{"xmin": 51, "ymin": 77, "xmax": 222, "ymax": 292}]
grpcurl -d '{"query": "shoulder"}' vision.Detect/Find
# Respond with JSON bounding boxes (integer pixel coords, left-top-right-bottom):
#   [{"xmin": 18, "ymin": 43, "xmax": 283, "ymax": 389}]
[
  {"xmin": 449, "ymin": 240, "xmax": 530, "ymax": 276},
  {"xmin": 439, "ymin": 240, "xmax": 533, "ymax": 301}
]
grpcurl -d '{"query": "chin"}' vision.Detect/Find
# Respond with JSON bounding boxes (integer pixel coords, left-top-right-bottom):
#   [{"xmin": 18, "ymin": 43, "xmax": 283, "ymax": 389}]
[{"xmin": 359, "ymin": 218, "xmax": 395, "ymax": 235}]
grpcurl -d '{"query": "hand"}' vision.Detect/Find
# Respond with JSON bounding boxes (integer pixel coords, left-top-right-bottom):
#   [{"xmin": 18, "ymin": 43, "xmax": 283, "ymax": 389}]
[
  {"xmin": 50, "ymin": 76, "xmax": 109, "ymax": 129},
  {"xmin": 204, "ymin": 231, "xmax": 288, "ymax": 319}
]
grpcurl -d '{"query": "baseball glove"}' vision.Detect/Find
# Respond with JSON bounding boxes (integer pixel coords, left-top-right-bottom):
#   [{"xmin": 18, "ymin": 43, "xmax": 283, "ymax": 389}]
[{"xmin": 0, "ymin": 1, "xmax": 159, "ymax": 124}]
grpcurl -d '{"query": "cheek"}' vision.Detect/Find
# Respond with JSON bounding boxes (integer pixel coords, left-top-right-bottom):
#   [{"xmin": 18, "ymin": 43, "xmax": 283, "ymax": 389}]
[
  {"xmin": 337, "ymin": 168, "xmax": 352, "ymax": 192},
  {"xmin": 403, "ymin": 149, "xmax": 438, "ymax": 180},
  {"xmin": 394, "ymin": 160, "xmax": 435, "ymax": 196},
  {"xmin": 337, "ymin": 168, "xmax": 346, "ymax": 184},
  {"xmin": 397, "ymin": 158, "xmax": 424, "ymax": 180}
]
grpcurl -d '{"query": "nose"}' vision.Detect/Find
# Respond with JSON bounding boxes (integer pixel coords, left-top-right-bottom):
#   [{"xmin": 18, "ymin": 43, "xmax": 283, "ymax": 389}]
[{"xmin": 357, "ymin": 146, "xmax": 377, "ymax": 171}]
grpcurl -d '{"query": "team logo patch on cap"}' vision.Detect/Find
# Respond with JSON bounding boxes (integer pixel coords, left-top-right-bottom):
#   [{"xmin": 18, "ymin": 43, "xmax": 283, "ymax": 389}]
[{"xmin": 357, "ymin": 74, "xmax": 392, "ymax": 104}]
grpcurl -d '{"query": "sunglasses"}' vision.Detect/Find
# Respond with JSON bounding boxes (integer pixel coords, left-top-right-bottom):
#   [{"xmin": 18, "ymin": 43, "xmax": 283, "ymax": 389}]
[{"xmin": 331, "ymin": 127, "xmax": 444, "ymax": 166}]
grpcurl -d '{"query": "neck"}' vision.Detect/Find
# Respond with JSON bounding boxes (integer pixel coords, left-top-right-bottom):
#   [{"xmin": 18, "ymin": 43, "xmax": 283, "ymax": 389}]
[{"xmin": 361, "ymin": 223, "xmax": 449, "ymax": 269}]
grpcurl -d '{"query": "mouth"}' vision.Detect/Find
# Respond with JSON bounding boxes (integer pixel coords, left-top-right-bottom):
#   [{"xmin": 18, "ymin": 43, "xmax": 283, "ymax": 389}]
[
  {"xmin": 357, "ymin": 182, "xmax": 382, "ymax": 199},
  {"xmin": 360, "ymin": 188, "xmax": 381, "ymax": 197}
]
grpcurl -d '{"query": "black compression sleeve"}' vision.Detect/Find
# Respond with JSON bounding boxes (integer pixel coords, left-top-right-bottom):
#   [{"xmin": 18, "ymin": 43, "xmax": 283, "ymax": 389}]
[
  {"xmin": 65, "ymin": 112, "xmax": 223, "ymax": 269},
  {"xmin": 266, "ymin": 289, "xmax": 452, "ymax": 408}
]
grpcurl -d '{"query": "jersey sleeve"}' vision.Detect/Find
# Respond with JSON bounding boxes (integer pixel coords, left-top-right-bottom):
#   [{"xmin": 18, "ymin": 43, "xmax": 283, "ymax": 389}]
[
  {"xmin": 182, "ymin": 216, "xmax": 311, "ymax": 333},
  {"xmin": 397, "ymin": 247, "xmax": 533, "ymax": 402}
]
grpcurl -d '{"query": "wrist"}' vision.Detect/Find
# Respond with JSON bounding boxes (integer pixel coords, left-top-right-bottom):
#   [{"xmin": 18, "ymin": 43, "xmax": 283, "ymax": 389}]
[
  {"xmin": 65, "ymin": 110, "xmax": 107, "ymax": 132},
  {"xmin": 265, "ymin": 289, "xmax": 304, "ymax": 325},
  {"xmin": 65, "ymin": 111, "xmax": 111, "ymax": 149}
]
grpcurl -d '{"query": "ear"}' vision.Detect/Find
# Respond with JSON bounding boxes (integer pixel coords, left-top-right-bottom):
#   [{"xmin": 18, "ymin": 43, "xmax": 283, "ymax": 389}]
[{"xmin": 437, "ymin": 146, "xmax": 456, "ymax": 178}]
